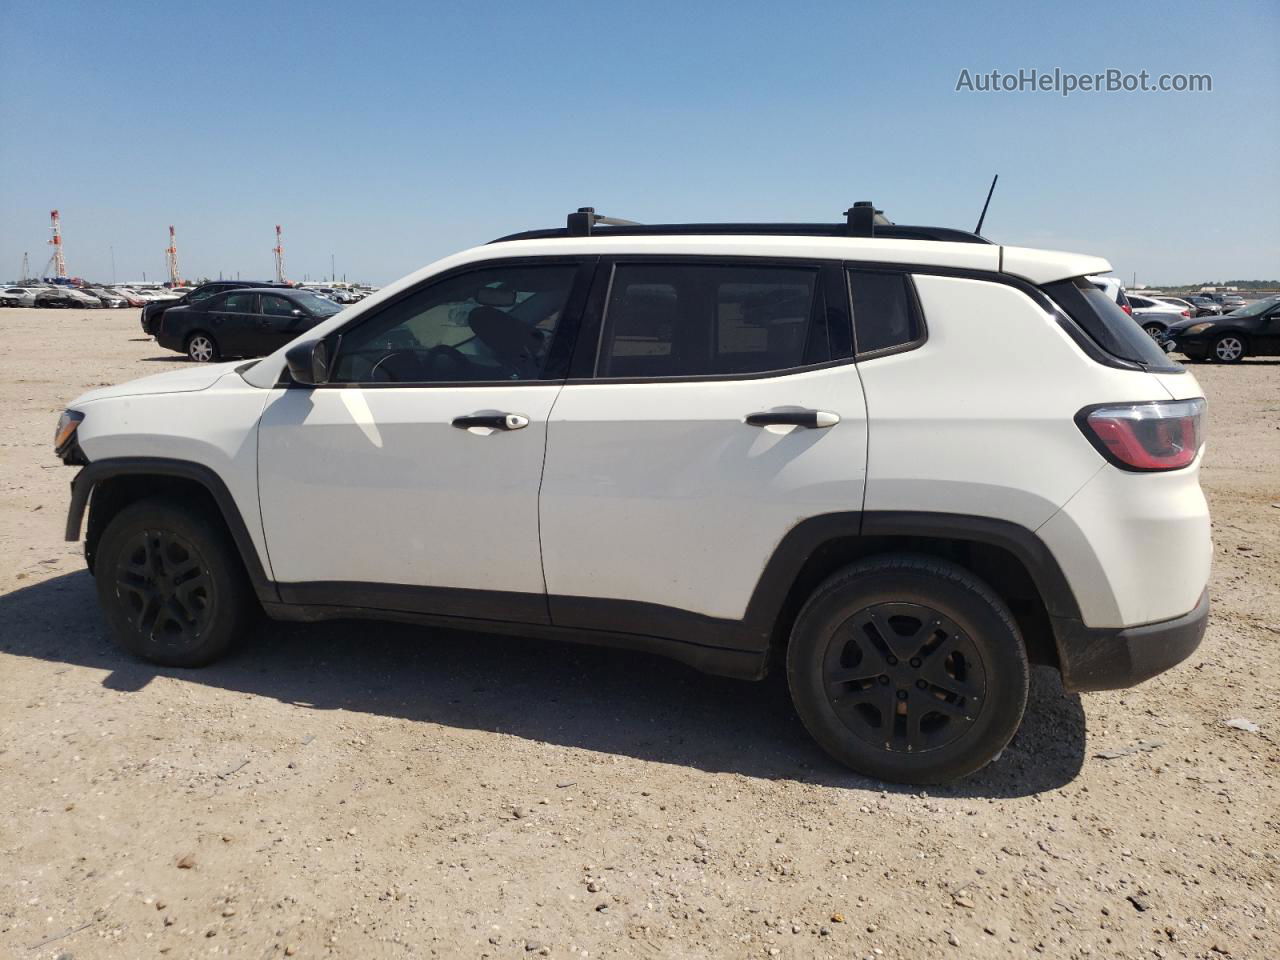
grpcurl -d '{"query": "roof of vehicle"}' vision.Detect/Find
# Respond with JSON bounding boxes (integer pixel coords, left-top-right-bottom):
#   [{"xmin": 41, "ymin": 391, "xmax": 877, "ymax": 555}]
[{"xmin": 476, "ymin": 234, "xmax": 1109, "ymax": 286}]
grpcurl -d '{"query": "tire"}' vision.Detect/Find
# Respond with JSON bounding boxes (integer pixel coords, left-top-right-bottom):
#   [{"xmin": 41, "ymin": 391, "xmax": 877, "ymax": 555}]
[
  {"xmin": 1211, "ymin": 334, "xmax": 1245, "ymax": 363},
  {"xmin": 1142, "ymin": 323, "xmax": 1165, "ymax": 340},
  {"xmin": 186, "ymin": 332, "xmax": 219, "ymax": 363},
  {"xmin": 93, "ymin": 497, "xmax": 253, "ymax": 667},
  {"xmin": 786, "ymin": 554, "xmax": 1029, "ymax": 784}
]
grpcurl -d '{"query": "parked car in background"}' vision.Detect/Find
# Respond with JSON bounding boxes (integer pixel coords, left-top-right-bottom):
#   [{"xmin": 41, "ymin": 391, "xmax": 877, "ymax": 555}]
[
  {"xmin": 141, "ymin": 280, "xmax": 289, "ymax": 335},
  {"xmin": 1153, "ymin": 296, "xmax": 1197, "ymax": 316},
  {"xmin": 0, "ymin": 286, "xmax": 41, "ymax": 307},
  {"xmin": 83, "ymin": 287, "xmax": 128, "ymax": 308},
  {"xmin": 1184, "ymin": 296, "xmax": 1223, "ymax": 318},
  {"xmin": 1169, "ymin": 295, "xmax": 1280, "ymax": 363},
  {"xmin": 156, "ymin": 287, "xmax": 342, "ymax": 361},
  {"xmin": 37, "ymin": 286, "xmax": 101, "ymax": 308},
  {"xmin": 1126, "ymin": 294, "xmax": 1189, "ymax": 339},
  {"xmin": 1086, "ymin": 275, "xmax": 1133, "ymax": 316},
  {"xmin": 1205, "ymin": 293, "xmax": 1247, "ymax": 312}
]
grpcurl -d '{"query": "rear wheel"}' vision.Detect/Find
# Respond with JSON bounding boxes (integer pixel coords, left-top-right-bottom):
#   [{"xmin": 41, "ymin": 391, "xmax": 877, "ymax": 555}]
[
  {"xmin": 186, "ymin": 332, "xmax": 219, "ymax": 363},
  {"xmin": 1142, "ymin": 323, "xmax": 1165, "ymax": 340},
  {"xmin": 787, "ymin": 554, "xmax": 1029, "ymax": 784},
  {"xmin": 1212, "ymin": 334, "xmax": 1245, "ymax": 363},
  {"xmin": 93, "ymin": 498, "xmax": 252, "ymax": 667}
]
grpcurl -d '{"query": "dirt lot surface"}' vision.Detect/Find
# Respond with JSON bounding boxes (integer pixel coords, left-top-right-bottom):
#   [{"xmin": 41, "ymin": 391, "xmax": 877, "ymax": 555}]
[{"xmin": 1, "ymin": 307, "xmax": 1277, "ymax": 959}]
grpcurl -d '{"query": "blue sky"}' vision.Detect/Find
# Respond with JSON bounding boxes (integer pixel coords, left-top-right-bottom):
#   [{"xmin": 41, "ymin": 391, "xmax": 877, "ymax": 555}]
[{"xmin": 1, "ymin": 0, "xmax": 1276, "ymax": 285}]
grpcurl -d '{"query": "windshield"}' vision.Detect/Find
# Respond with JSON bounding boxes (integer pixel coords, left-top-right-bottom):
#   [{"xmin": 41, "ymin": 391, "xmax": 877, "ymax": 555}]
[
  {"xmin": 1223, "ymin": 296, "xmax": 1279, "ymax": 317},
  {"xmin": 294, "ymin": 292, "xmax": 342, "ymax": 316}
]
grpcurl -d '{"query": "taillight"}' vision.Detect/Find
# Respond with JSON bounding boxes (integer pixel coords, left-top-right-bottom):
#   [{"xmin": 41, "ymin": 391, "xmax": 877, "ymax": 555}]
[
  {"xmin": 1181, "ymin": 309, "xmax": 1190, "ymax": 317},
  {"xmin": 1077, "ymin": 399, "xmax": 1205, "ymax": 471},
  {"xmin": 1121, "ymin": 303, "xmax": 1133, "ymax": 315}
]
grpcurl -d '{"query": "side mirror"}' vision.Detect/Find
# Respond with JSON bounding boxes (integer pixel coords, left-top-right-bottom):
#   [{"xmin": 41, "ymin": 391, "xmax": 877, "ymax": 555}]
[
  {"xmin": 286, "ymin": 339, "xmax": 330, "ymax": 386},
  {"xmin": 291, "ymin": 308, "xmax": 305, "ymax": 317}
]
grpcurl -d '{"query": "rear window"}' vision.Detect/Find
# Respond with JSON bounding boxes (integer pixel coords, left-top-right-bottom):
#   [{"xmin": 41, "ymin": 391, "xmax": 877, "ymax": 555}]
[{"xmin": 1045, "ymin": 277, "xmax": 1180, "ymax": 370}]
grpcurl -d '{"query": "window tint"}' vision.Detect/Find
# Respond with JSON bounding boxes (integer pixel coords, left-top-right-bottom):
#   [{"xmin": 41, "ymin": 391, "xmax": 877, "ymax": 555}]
[
  {"xmin": 261, "ymin": 295, "xmax": 296, "ymax": 317},
  {"xmin": 848, "ymin": 270, "xmax": 922, "ymax": 355},
  {"xmin": 331, "ymin": 264, "xmax": 576, "ymax": 383},
  {"xmin": 190, "ymin": 286, "xmax": 222, "ymax": 302},
  {"xmin": 597, "ymin": 264, "xmax": 823, "ymax": 378},
  {"xmin": 222, "ymin": 292, "xmax": 256, "ymax": 313},
  {"xmin": 1044, "ymin": 277, "xmax": 1179, "ymax": 370}
]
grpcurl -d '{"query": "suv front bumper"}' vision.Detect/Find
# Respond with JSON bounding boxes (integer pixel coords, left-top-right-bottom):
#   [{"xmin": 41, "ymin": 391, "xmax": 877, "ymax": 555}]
[{"xmin": 1052, "ymin": 589, "xmax": 1208, "ymax": 692}]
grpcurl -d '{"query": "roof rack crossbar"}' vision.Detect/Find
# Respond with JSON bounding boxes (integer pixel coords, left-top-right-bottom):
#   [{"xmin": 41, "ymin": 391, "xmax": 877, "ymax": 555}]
[{"xmin": 566, "ymin": 206, "xmax": 642, "ymax": 237}]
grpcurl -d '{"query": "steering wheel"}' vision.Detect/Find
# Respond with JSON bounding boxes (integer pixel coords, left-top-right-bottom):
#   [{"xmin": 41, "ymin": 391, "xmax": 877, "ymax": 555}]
[{"xmin": 370, "ymin": 344, "xmax": 470, "ymax": 382}]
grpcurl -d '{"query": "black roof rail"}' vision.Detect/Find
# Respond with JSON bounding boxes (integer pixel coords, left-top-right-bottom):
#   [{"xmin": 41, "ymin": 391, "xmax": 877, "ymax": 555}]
[{"xmin": 491, "ymin": 203, "xmax": 992, "ymax": 245}]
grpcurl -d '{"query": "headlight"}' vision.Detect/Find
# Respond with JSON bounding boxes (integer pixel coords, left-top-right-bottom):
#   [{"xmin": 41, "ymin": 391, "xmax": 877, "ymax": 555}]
[
  {"xmin": 54, "ymin": 409, "xmax": 84, "ymax": 454},
  {"xmin": 1185, "ymin": 322, "xmax": 1214, "ymax": 335}
]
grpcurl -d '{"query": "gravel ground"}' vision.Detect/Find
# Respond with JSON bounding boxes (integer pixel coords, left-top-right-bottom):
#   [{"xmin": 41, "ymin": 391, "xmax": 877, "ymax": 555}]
[{"xmin": 1, "ymin": 307, "xmax": 1276, "ymax": 959}]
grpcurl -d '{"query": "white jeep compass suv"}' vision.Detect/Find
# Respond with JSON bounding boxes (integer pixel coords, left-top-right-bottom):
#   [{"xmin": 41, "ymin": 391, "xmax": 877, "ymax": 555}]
[{"xmin": 55, "ymin": 206, "xmax": 1211, "ymax": 784}]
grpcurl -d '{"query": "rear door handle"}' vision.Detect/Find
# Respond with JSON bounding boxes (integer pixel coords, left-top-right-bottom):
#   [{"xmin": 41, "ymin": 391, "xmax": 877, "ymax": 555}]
[
  {"xmin": 745, "ymin": 410, "xmax": 840, "ymax": 429},
  {"xmin": 452, "ymin": 413, "xmax": 530, "ymax": 431}
]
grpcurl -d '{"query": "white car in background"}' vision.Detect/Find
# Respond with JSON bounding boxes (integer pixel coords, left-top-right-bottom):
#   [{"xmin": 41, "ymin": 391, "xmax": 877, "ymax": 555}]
[{"xmin": 0, "ymin": 286, "xmax": 41, "ymax": 307}]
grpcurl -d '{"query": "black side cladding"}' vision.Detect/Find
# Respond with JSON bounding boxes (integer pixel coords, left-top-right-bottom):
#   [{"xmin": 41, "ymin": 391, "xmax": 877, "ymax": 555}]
[{"xmin": 1044, "ymin": 277, "xmax": 1182, "ymax": 372}]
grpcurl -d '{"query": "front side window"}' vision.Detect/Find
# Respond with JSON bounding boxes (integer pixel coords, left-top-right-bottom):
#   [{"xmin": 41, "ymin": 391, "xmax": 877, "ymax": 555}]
[
  {"xmin": 848, "ymin": 270, "xmax": 923, "ymax": 355},
  {"xmin": 261, "ymin": 295, "xmax": 297, "ymax": 317},
  {"xmin": 331, "ymin": 264, "xmax": 576, "ymax": 383},
  {"xmin": 596, "ymin": 263, "xmax": 823, "ymax": 378}
]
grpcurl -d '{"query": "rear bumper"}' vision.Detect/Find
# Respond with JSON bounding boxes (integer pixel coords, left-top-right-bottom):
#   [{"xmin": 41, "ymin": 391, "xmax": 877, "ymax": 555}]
[{"xmin": 1053, "ymin": 589, "xmax": 1208, "ymax": 692}]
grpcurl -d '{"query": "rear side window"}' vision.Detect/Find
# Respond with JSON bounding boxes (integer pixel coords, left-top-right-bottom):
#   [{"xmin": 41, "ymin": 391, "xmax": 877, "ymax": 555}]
[
  {"xmin": 1045, "ymin": 277, "xmax": 1179, "ymax": 370},
  {"xmin": 848, "ymin": 269, "xmax": 923, "ymax": 355},
  {"xmin": 596, "ymin": 264, "xmax": 825, "ymax": 378},
  {"xmin": 222, "ymin": 292, "xmax": 256, "ymax": 313}
]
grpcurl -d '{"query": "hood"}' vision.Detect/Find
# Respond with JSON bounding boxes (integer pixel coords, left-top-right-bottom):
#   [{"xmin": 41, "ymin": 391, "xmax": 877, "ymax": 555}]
[{"xmin": 70, "ymin": 361, "xmax": 243, "ymax": 406}]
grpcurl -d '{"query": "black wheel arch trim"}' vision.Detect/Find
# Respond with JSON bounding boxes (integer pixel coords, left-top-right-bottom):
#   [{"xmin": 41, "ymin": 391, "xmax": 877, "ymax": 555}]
[{"xmin": 66, "ymin": 456, "xmax": 278, "ymax": 604}]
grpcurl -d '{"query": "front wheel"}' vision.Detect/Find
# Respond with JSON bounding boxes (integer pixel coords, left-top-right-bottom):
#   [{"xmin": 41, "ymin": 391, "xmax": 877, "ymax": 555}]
[
  {"xmin": 1212, "ymin": 334, "xmax": 1246, "ymax": 363},
  {"xmin": 186, "ymin": 332, "xmax": 219, "ymax": 363},
  {"xmin": 787, "ymin": 555, "xmax": 1029, "ymax": 784},
  {"xmin": 93, "ymin": 498, "xmax": 253, "ymax": 667}
]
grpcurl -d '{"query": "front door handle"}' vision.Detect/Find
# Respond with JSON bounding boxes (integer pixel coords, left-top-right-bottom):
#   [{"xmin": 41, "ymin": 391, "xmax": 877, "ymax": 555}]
[
  {"xmin": 745, "ymin": 410, "xmax": 840, "ymax": 429},
  {"xmin": 452, "ymin": 413, "xmax": 530, "ymax": 431}
]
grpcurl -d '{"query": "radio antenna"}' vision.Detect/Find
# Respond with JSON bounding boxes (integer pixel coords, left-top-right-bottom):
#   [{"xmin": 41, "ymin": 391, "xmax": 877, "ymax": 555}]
[{"xmin": 974, "ymin": 174, "xmax": 999, "ymax": 235}]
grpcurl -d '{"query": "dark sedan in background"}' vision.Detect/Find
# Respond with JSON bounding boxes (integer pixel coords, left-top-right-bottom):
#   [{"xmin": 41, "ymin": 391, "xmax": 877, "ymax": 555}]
[
  {"xmin": 1168, "ymin": 296, "xmax": 1280, "ymax": 363},
  {"xmin": 1184, "ymin": 295, "xmax": 1224, "ymax": 318},
  {"xmin": 157, "ymin": 287, "xmax": 342, "ymax": 362},
  {"xmin": 141, "ymin": 279, "xmax": 291, "ymax": 335}
]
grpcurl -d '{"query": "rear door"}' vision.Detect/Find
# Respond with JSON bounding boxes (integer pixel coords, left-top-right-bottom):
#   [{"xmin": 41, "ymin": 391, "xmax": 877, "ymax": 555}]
[
  {"xmin": 538, "ymin": 257, "xmax": 868, "ymax": 641},
  {"xmin": 212, "ymin": 291, "xmax": 259, "ymax": 356}
]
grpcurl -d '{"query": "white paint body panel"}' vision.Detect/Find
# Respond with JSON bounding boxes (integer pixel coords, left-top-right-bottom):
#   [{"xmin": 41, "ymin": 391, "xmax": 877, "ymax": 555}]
[
  {"xmin": 68, "ymin": 235, "xmax": 1212, "ymax": 638},
  {"xmin": 540, "ymin": 364, "xmax": 868, "ymax": 620},
  {"xmin": 71, "ymin": 371, "xmax": 274, "ymax": 575},
  {"xmin": 1036, "ymin": 456, "xmax": 1211, "ymax": 627},
  {"xmin": 256, "ymin": 385, "xmax": 560, "ymax": 592},
  {"xmin": 859, "ymin": 274, "xmax": 1207, "ymax": 627},
  {"xmin": 999, "ymin": 245, "xmax": 1112, "ymax": 285}
]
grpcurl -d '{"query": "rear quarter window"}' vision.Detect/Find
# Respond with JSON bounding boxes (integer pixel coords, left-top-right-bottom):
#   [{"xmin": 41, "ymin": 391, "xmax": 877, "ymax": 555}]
[{"xmin": 1045, "ymin": 277, "xmax": 1181, "ymax": 371}]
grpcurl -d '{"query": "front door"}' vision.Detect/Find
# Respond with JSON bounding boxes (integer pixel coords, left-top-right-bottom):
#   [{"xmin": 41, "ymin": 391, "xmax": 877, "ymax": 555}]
[
  {"xmin": 256, "ymin": 259, "xmax": 589, "ymax": 623},
  {"xmin": 258, "ymin": 293, "xmax": 317, "ymax": 354}
]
